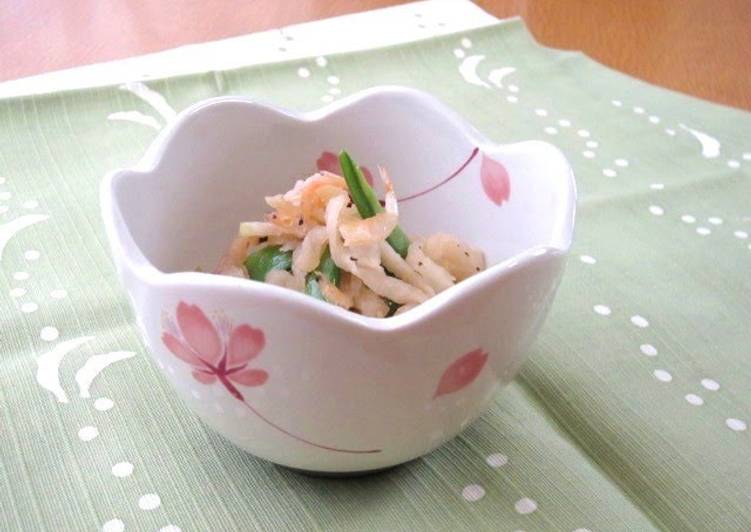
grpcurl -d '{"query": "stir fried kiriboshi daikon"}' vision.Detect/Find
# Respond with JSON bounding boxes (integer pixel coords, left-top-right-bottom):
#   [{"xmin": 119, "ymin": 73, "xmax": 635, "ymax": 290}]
[{"xmin": 215, "ymin": 151, "xmax": 486, "ymax": 317}]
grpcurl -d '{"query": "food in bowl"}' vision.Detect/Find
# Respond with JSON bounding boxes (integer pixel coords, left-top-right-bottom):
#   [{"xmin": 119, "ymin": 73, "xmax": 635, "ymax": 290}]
[{"xmin": 215, "ymin": 150, "xmax": 486, "ymax": 317}]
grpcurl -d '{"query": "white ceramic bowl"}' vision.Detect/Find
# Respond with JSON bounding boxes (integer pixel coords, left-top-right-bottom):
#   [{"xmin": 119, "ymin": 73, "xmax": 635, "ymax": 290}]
[{"xmin": 101, "ymin": 86, "xmax": 575, "ymax": 473}]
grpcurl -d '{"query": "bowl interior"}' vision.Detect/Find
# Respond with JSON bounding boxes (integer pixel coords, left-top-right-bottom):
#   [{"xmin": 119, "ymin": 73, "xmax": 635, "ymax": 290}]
[{"xmin": 112, "ymin": 90, "xmax": 573, "ymax": 274}]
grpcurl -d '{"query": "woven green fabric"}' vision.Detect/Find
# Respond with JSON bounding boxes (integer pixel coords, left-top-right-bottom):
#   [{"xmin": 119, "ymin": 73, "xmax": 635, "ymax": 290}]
[{"xmin": 2, "ymin": 20, "xmax": 750, "ymax": 532}]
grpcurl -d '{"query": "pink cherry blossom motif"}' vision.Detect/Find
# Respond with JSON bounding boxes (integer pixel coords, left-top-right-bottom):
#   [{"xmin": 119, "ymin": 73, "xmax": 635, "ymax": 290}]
[
  {"xmin": 361, "ymin": 167, "xmax": 374, "ymax": 186},
  {"xmin": 162, "ymin": 302, "xmax": 268, "ymax": 402},
  {"xmin": 316, "ymin": 150, "xmax": 339, "ymax": 174},
  {"xmin": 434, "ymin": 348, "xmax": 489, "ymax": 398},
  {"xmin": 480, "ymin": 154, "xmax": 510, "ymax": 205},
  {"xmin": 161, "ymin": 301, "xmax": 381, "ymax": 454},
  {"xmin": 316, "ymin": 150, "xmax": 374, "ymax": 185}
]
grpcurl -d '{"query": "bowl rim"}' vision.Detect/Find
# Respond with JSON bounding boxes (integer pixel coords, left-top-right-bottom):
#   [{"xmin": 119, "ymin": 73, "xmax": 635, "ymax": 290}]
[{"xmin": 101, "ymin": 85, "xmax": 577, "ymax": 333}]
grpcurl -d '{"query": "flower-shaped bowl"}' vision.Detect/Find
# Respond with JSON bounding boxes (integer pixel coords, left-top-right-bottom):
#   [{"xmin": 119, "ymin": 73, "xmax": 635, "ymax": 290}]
[{"xmin": 101, "ymin": 86, "xmax": 575, "ymax": 473}]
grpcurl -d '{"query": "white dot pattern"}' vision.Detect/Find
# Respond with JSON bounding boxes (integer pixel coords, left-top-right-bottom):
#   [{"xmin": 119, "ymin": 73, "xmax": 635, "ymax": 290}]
[
  {"xmin": 701, "ymin": 378, "xmax": 720, "ymax": 391},
  {"xmin": 486, "ymin": 453, "xmax": 508, "ymax": 467},
  {"xmin": 685, "ymin": 394, "xmax": 703, "ymax": 406},
  {"xmin": 40, "ymin": 326, "xmax": 59, "ymax": 342},
  {"xmin": 653, "ymin": 369, "xmax": 672, "ymax": 382},
  {"xmin": 630, "ymin": 315, "xmax": 649, "ymax": 328},
  {"xmin": 726, "ymin": 418, "xmax": 747, "ymax": 432},
  {"xmin": 515, "ymin": 498, "xmax": 537, "ymax": 514},
  {"xmin": 78, "ymin": 426, "xmax": 99, "ymax": 441},
  {"xmin": 102, "ymin": 519, "xmax": 124, "ymax": 532},
  {"xmin": 593, "ymin": 304, "xmax": 611, "ymax": 316},
  {"xmin": 579, "ymin": 255, "xmax": 596, "ymax": 264},
  {"xmin": 640, "ymin": 344, "xmax": 658, "ymax": 357},
  {"xmin": 50, "ymin": 289, "xmax": 68, "ymax": 299},
  {"xmin": 112, "ymin": 461, "xmax": 134, "ymax": 477},
  {"xmin": 649, "ymin": 205, "xmax": 664, "ymax": 216},
  {"xmin": 95, "ymin": 397, "xmax": 114, "ymax": 411},
  {"xmin": 21, "ymin": 302, "xmax": 38, "ymax": 313},
  {"xmin": 138, "ymin": 493, "xmax": 161, "ymax": 510},
  {"xmin": 462, "ymin": 484, "xmax": 485, "ymax": 501}
]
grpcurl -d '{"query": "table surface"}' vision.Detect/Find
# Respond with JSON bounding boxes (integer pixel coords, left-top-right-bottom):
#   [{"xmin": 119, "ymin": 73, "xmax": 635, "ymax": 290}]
[
  {"xmin": 2, "ymin": 8, "xmax": 751, "ymax": 531},
  {"xmin": 1, "ymin": 0, "xmax": 750, "ymax": 110}
]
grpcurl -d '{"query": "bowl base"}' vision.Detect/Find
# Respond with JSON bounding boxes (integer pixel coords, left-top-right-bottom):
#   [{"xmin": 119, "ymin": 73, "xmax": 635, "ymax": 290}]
[{"xmin": 281, "ymin": 464, "xmax": 402, "ymax": 478}]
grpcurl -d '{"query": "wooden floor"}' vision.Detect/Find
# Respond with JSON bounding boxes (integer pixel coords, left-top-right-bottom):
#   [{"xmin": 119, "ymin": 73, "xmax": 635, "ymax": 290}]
[{"xmin": 1, "ymin": 0, "xmax": 749, "ymax": 109}]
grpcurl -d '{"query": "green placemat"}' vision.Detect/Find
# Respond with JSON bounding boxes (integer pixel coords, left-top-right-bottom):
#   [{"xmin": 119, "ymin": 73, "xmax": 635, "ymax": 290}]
[{"xmin": 2, "ymin": 19, "xmax": 750, "ymax": 532}]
